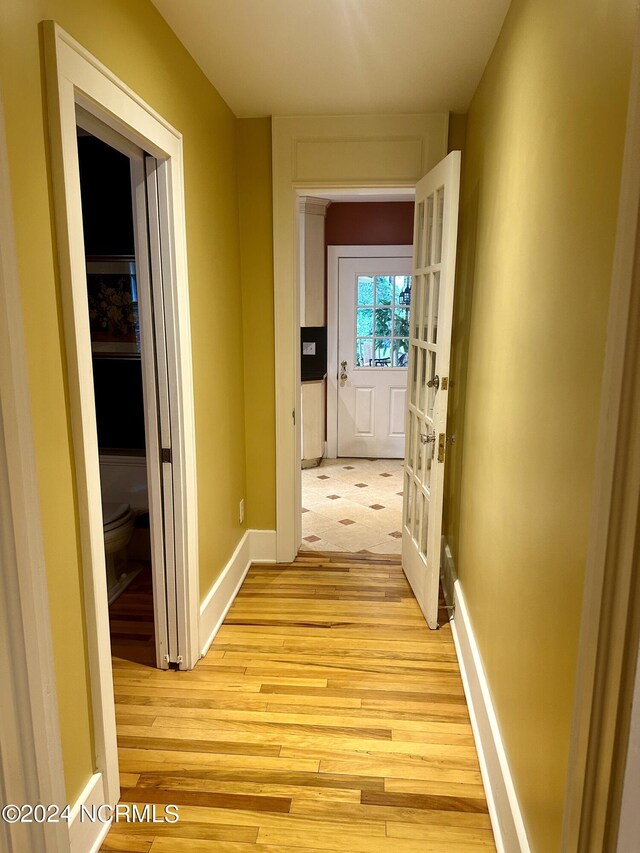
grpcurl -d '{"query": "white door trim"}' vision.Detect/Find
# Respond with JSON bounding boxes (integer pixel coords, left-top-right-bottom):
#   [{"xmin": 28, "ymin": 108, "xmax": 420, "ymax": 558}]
[
  {"xmin": 562, "ymin": 14, "xmax": 640, "ymax": 850},
  {"xmin": 0, "ymin": 91, "xmax": 67, "ymax": 853},
  {"xmin": 273, "ymin": 114, "xmax": 448, "ymax": 561},
  {"xmin": 327, "ymin": 244, "xmax": 413, "ymax": 458},
  {"xmin": 42, "ymin": 21, "xmax": 200, "ymax": 807},
  {"xmin": 75, "ymin": 108, "xmax": 172, "ymax": 671}
]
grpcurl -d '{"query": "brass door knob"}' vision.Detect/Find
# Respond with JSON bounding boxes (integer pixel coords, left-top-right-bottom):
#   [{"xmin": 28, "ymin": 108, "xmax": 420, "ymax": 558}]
[
  {"xmin": 420, "ymin": 433, "xmax": 436, "ymax": 444},
  {"xmin": 426, "ymin": 374, "xmax": 440, "ymax": 390}
]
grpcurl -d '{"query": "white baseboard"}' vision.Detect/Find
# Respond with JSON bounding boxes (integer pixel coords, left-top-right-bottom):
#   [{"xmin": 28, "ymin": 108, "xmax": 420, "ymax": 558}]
[
  {"xmin": 450, "ymin": 581, "xmax": 531, "ymax": 853},
  {"xmin": 68, "ymin": 772, "xmax": 112, "ymax": 853},
  {"xmin": 249, "ymin": 529, "xmax": 277, "ymax": 563},
  {"xmin": 199, "ymin": 529, "xmax": 276, "ymax": 656}
]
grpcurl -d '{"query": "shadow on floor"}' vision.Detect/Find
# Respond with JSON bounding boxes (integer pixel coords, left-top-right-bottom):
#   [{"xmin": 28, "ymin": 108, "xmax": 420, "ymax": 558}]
[{"xmin": 108, "ymin": 562, "xmax": 156, "ymax": 667}]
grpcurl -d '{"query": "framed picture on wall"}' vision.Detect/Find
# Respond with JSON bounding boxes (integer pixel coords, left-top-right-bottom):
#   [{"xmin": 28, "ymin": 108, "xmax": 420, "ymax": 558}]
[{"xmin": 86, "ymin": 256, "xmax": 140, "ymax": 354}]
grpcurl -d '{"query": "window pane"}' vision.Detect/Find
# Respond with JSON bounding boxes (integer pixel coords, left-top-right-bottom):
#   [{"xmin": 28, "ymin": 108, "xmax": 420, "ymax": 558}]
[
  {"xmin": 356, "ymin": 308, "xmax": 373, "ymax": 337},
  {"xmin": 412, "ymin": 275, "xmax": 422, "ymax": 338},
  {"xmin": 373, "ymin": 338, "xmax": 391, "ymax": 367},
  {"xmin": 435, "ymin": 187, "xmax": 444, "ymax": 264},
  {"xmin": 356, "ymin": 338, "xmax": 373, "ymax": 367},
  {"xmin": 394, "ymin": 308, "xmax": 409, "ymax": 338},
  {"xmin": 431, "ymin": 271, "xmax": 440, "ymax": 344},
  {"xmin": 410, "ymin": 345, "xmax": 419, "ymax": 405},
  {"xmin": 416, "ymin": 202, "xmax": 425, "ymax": 269},
  {"xmin": 424, "ymin": 440, "xmax": 432, "ymax": 491},
  {"xmin": 357, "ymin": 276, "xmax": 374, "ymax": 306},
  {"xmin": 425, "ymin": 194, "xmax": 434, "ymax": 266},
  {"xmin": 395, "ymin": 275, "xmax": 412, "ymax": 306},
  {"xmin": 416, "ymin": 431, "xmax": 423, "ymax": 478},
  {"xmin": 375, "ymin": 276, "xmax": 393, "ymax": 306},
  {"xmin": 427, "ymin": 350, "xmax": 437, "ymax": 418},
  {"xmin": 406, "ymin": 415, "xmax": 414, "ymax": 471},
  {"xmin": 393, "ymin": 338, "xmax": 409, "ymax": 367},
  {"xmin": 375, "ymin": 307, "xmax": 392, "ymax": 337},
  {"xmin": 405, "ymin": 475, "xmax": 413, "ymax": 529},
  {"xmin": 419, "ymin": 349, "xmax": 428, "ymax": 413},
  {"xmin": 422, "ymin": 271, "xmax": 431, "ymax": 341},
  {"xmin": 420, "ymin": 491, "xmax": 429, "ymax": 556}
]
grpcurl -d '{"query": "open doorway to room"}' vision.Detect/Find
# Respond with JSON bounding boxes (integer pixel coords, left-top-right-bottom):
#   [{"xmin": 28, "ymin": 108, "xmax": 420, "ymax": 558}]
[
  {"xmin": 299, "ymin": 195, "xmax": 415, "ymax": 554},
  {"xmin": 75, "ymin": 112, "xmax": 181, "ymax": 669}
]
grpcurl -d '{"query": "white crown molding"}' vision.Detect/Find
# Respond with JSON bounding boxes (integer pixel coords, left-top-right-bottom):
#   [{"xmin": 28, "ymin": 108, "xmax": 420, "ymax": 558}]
[{"xmin": 299, "ymin": 196, "xmax": 332, "ymax": 216}]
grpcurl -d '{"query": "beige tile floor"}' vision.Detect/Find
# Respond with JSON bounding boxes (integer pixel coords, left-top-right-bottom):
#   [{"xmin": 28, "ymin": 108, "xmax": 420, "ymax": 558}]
[{"xmin": 301, "ymin": 457, "xmax": 404, "ymax": 554}]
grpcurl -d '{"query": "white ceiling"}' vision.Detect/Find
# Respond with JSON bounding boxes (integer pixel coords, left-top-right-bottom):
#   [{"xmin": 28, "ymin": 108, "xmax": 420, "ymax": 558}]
[{"xmin": 150, "ymin": 0, "xmax": 511, "ymax": 118}]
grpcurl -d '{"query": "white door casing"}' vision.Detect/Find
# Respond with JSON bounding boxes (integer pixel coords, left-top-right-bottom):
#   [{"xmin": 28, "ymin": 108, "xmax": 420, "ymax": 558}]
[
  {"xmin": 402, "ymin": 151, "xmax": 461, "ymax": 629},
  {"xmin": 337, "ymin": 256, "xmax": 412, "ymax": 458},
  {"xmin": 77, "ymin": 106, "xmax": 178, "ymax": 671},
  {"xmin": 43, "ymin": 21, "xmax": 200, "ymax": 807}
]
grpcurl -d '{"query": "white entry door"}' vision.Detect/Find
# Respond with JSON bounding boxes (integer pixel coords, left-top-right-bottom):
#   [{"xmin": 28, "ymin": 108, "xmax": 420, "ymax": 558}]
[
  {"xmin": 337, "ymin": 255, "xmax": 413, "ymax": 457},
  {"xmin": 402, "ymin": 151, "xmax": 461, "ymax": 629}
]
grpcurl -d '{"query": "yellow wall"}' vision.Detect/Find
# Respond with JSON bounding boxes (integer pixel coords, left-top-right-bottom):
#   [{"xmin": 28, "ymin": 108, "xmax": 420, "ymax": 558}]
[
  {"xmin": 0, "ymin": 0, "xmax": 246, "ymax": 803},
  {"xmin": 237, "ymin": 118, "xmax": 277, "ymax": 530},
  {"xmin": 445, "ymin": 0, "xmax": 636, "ymax": 847},
  {"xmin": 447, "ymin": 112, "xmax": 467, "ymax": 155}
]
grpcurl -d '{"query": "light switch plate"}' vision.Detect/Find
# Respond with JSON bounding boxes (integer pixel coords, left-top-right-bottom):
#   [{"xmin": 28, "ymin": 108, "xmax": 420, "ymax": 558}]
[{"xmin": 302, "ymin": 341, "xmax": 316, "ymax": 356}]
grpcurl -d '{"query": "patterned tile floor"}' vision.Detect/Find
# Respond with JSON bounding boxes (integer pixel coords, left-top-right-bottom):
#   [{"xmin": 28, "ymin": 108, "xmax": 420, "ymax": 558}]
[{"xmin": 301, "ymin": 457, "xmax": 404, "ymax": 554}]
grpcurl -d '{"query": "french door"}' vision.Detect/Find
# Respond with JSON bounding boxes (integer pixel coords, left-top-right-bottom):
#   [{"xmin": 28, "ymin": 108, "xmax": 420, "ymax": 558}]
[{"xmin": 402, "ymin": 151, "xmax": 461, "ymax": 629}]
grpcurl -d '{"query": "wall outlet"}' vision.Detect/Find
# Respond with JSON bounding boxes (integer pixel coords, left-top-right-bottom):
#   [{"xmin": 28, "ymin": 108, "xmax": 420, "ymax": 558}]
[{"xmin": 239, "ymin": 499, "xmax": 245, "ymax": 525}]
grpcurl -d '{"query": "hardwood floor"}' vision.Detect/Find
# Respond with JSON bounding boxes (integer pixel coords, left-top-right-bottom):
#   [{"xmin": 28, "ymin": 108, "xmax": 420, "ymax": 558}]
[
  {"xmin": 102, "ymin": 551, "xmax": 495, "ymax": 852},
  {"xmin": 109, "ymin": 564, "xmax": 156, "ymax": 667}
]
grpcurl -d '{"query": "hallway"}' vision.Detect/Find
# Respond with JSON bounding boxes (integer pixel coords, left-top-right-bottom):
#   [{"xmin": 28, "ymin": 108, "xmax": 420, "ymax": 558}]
[{"xmin": 103, "ymin": 552, "xmax": 494, "ymax": 851}]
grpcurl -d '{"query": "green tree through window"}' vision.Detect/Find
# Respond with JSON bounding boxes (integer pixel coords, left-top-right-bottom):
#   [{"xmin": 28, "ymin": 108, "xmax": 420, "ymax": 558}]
[{"xmin": 356, "ymin": 274, "xmax": 411, "ymax": 367}]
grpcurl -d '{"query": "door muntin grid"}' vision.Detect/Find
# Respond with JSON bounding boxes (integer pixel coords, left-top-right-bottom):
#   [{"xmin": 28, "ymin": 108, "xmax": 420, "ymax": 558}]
[
  {"xmin": 404, "ymin": 181, "xmax": 445, "ymax": 557},
  {"xmin": 355, "ymin": 273, "xmax": 411, "ymax": 368}
]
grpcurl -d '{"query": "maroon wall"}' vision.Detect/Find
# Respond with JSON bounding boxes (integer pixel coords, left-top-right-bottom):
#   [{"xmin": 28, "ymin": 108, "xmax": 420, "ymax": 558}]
[{"xmin": 325, "ymin": 202, "xmax": 414, "ymax": 246}]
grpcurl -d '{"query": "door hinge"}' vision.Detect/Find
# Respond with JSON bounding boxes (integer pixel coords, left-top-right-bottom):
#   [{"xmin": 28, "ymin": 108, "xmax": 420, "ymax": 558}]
[
  {"xmin": 161, "ymin": 447, "xmax": 172, "ymax": 464},
  {"xmin": 438, "ymin": 433, "xmax": 446, "ymax": 463},
  {"xmin": 292, "ymin": 409, "xmax": 296, "ymax": 425}
]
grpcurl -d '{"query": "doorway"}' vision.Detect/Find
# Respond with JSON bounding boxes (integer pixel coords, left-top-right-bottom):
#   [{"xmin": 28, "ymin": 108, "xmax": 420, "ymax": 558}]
[
  {"xmin": 292, "ymin": 150, "xmax": 462, "ymax": 626},
  {"xmin": 299, "ymin": 198, "xmax": 414, "ymax": 555},
  {"xmin": 76, "ymin": 114, "xmax": 175, "ymax": 669}
]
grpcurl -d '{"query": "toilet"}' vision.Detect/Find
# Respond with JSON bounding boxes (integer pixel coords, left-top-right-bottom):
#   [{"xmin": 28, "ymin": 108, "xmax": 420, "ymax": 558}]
[{"xmin": 102, "ymin": 501, "xmax": 136, "ymax": 603}]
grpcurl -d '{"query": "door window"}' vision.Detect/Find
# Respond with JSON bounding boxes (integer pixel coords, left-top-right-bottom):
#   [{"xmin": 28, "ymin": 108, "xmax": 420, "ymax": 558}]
[{"xmin": 355, "ymin": 274, "xmax": 412, "ymax": 368}]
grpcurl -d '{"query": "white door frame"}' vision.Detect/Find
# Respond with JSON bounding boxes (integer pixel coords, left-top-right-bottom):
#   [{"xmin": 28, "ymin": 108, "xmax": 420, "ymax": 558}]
[
  {"xmin": 42, "ymin": 21, "xmax": 199, "ymax": 807},
  {"xmin": 0, "ymin": 90, "xmax": 67, "ymax": 853},
  {"xmin": 327, "ymin": 244, "xmax": 413, "ymax": 458},
  {"xmin": 273, "ymin": 114, "xmax": 449, "ymax": 561},
  {"xmin": 75, "ymin": 107, "xmax": 174, "ymax": 671}
]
